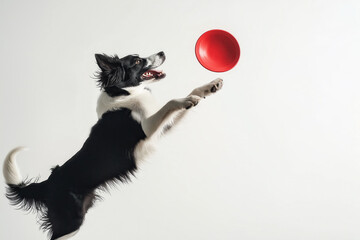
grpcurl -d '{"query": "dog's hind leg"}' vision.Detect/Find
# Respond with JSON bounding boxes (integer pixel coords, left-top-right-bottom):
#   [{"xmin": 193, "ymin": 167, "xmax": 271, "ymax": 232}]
[
  {"xmin": 48, "ymin": 211, "xmax": 83, "ymax": 240},
  {"xmin": 47, "ymin": 192, "xmax": 88, "ymax": 240},
  {"xmin": 52, "ymin": 230, "xmax": 79, "ymax": 240}
]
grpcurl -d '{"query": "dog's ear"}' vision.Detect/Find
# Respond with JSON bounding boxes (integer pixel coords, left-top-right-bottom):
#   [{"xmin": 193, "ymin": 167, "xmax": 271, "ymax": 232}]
[
  {"xmin": 95, "ymin": 54, "xmax": 126, "ymax": 88},
  {"xmin": 95, "ymin": 54, "xmax": 113, "ymax": 72}
]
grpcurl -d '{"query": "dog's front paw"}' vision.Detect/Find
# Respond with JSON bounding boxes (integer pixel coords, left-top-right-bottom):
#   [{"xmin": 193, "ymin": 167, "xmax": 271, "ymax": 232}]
[
  {"xmin": 190, "ymin": 78, "xmax": 224, "ymax": 98},
  {"xmin": 209, "ymin": 78, "xmax": 223, "ymax": 93},
  {"xmin": 170, "ymin": 95, "xmax": 202, "ymax": 110}
]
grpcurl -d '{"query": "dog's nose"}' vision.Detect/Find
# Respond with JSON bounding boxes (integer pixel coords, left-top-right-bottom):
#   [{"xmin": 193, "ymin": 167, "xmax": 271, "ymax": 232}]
[{"xmin": 158, "ymin": 51, "xmax": 165, "ymax": 57}]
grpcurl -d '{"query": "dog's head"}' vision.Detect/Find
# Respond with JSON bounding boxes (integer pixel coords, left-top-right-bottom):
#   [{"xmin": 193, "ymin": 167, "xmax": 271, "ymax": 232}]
[{"xmin": 95, "ymin": 52, "xmax": 166, "ymax": 96}]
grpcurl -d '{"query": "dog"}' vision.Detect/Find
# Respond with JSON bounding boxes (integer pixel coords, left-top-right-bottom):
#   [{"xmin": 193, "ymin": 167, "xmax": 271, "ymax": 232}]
[{"xmin": 3, "ymin": 51, "xmax": 223, "ymax": 239}]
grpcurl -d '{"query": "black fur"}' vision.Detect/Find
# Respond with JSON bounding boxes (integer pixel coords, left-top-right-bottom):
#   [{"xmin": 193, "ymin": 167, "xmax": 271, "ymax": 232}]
[{"xmin": 5, "ymin": 53, "xmax": 162, "ymax": 239}]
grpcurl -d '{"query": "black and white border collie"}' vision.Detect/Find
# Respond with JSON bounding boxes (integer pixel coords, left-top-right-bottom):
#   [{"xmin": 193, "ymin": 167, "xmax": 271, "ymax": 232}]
[{"xmin": 3, "ymin": 51, "xmax": 223, "ymax": 240}]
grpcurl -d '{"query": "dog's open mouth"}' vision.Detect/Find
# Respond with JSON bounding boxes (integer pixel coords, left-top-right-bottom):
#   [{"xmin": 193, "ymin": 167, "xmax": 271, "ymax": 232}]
[{"xmin": 141, "ymin": 69, "xmax": 166, "ymax": 81}]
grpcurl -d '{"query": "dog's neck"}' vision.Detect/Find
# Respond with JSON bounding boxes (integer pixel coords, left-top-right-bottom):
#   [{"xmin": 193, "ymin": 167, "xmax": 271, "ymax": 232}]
[
  {"xmin": 96, "ymin": 85, "xmax": 156, "ymax": 119},
  {"xmin": 103, "ymin": 84, "xmax": 151, "ymax": 97},
  {"xmin": 123, "ymin": 85, "xmax": 149, "ymax": 95},
  {"xmin": 104, "ymin": 86, "xmax": 130, "ymax": 97}
]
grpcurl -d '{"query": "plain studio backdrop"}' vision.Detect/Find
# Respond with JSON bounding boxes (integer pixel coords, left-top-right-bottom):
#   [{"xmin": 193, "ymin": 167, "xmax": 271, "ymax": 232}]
[{"xmin": 1, "ymin": 0, "xmax": 360, "ymax": 239}]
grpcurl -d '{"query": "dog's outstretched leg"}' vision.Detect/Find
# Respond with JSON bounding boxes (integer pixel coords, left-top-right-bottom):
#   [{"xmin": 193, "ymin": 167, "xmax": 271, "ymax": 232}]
[
  {"xmin": 141, "ymin": 78, "xmax": 223, "ymax": 137},
  {"xmin": 170, "ymin": 78, "xmax": 224, "ymax": 124},
  {"xmin": 141, "ymin": 95, "xmax": 202, "ymax": 137},
  {"xmin": 161, "ymin": 78, "xmax": 224, "ymax": 133}
]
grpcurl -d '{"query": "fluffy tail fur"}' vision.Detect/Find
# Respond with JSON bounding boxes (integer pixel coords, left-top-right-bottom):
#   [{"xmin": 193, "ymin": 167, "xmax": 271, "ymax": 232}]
[{"xmin": 3, "ymin": 147, "xmax": 48, "ymax": 212}]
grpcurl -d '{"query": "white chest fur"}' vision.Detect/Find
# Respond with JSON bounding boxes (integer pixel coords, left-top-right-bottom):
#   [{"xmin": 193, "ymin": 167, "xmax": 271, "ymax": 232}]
[
  {"xmin": 96, "ymin": 87, "xmax": 159, "ymax": 162},
  {"xmin": 96, "ymin": 87, "xmax": 158, "ymax": 120}
]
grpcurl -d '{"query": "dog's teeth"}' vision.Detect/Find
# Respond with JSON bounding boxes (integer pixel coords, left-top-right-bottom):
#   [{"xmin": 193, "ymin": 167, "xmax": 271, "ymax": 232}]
[{"xmin": 142, "ymin": 71, "xmax": 156, "ymax": 78}]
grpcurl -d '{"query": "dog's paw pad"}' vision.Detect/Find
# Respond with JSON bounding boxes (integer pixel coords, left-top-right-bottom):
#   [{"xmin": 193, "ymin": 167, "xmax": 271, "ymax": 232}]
[{"xmin": 210, "ymin": 78, "xmax": 223, "ymax": 93}]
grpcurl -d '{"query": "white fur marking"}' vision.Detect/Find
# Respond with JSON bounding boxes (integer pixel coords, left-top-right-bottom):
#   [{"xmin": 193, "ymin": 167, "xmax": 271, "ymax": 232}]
[
  {"xmin": 54, "ymin": 230, "xmax": 79, "ymax": 240},
  {"xmin": 145, "ymin": 58, "xmax": 151, "ymax": 68},
  {"xmin": 134, "ymin": 137, "xmax": 156, "ymax": 163},
  {"xmin": 3, "ymin": 147, "xmax": 28, "ymax": 185},
  {"xmin": 146, "ymin": 53, "xmax": 164, "ymax": 68},
  {"xmin": 131, "ymin": 111, "xmax": 142, "ymax": 123}
]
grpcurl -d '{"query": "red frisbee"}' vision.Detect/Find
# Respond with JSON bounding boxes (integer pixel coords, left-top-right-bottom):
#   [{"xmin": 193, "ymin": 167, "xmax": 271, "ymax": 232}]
[{"xmin": 195, "ymin": 29, "xmax": 240, "ymax": 72}]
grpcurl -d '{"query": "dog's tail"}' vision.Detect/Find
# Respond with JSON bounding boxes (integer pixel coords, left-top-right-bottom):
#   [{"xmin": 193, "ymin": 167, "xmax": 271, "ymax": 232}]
[{"xmin": 3, "ymin": 147, "xmax": 48, "ymax": 212}]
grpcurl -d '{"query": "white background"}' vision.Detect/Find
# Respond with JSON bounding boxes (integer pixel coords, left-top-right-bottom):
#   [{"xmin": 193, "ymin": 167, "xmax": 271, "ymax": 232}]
[{"xmin": 1, "ymin": 0, "xmax": 360, "ymax": 239}]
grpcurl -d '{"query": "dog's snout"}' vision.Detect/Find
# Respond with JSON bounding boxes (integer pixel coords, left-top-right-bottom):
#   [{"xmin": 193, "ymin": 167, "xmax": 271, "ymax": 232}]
[{"xmin": 145, "ymin": 52, "xmax": 166, "ymax": 69}]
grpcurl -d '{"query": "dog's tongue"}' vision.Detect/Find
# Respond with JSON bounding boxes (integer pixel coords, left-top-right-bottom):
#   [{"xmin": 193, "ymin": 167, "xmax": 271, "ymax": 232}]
[{"xmin": 149, "ymin": 70, "xmax": 165, "ymax": 79}]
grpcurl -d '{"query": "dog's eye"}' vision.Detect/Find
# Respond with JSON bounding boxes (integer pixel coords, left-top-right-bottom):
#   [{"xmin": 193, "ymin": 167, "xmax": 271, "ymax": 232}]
[{"xmin": 135, "ymin": 59, "xmax": 142, "ymax": 65}]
